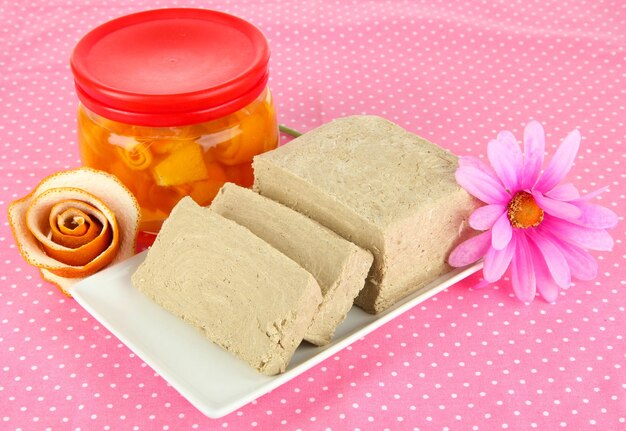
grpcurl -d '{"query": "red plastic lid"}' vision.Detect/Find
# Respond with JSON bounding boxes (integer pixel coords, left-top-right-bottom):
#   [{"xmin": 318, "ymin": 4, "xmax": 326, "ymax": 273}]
[{"xmin": 71, "ymin": 9, "xmax": 270, "ymax": 126}]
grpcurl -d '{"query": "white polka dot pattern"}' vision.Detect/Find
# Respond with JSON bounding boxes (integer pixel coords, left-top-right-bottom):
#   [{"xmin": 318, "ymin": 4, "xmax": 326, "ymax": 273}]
[{"xmin": 1, "ymin": 0, "xmax": 624, "ymax": 430}]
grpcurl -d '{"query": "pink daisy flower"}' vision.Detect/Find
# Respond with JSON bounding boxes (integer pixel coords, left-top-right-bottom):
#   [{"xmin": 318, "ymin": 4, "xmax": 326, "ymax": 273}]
[{"xmin": 449, "ymin": 121, "xmax": 618, "ymax": 303}]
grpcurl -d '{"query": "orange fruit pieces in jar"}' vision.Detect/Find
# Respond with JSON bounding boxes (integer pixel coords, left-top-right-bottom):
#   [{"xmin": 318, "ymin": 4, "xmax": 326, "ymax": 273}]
[
  {"xmin": 153, "ymin": 140, "xmax": 209, "ymax": 186},
  {"xmin": 211, "ymin": 92, "xmax": 278, "ymax": 166},
  {"xmin": 111, "ymin": 136, "xmax": 153, "ymax": 170},
  {"xmin": 174, "ymin": 161, "xmax": 228, "ymax": 206},
  {"xmin": 223, "ymin": 163, "xmax": 254, "ymax": 188},
  {"xmin": 77, "ymin": 108, "xmax": 113, "ymax": 169},
  {"xmin": 76, "ymin": 86, "xmax": 278, "ymax": 233}
]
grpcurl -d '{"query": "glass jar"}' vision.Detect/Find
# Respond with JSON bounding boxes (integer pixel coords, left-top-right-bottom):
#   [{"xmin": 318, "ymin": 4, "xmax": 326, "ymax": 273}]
[{"xmin": 70, "ymin": 9, "xmax": 278, "ymax": 232}]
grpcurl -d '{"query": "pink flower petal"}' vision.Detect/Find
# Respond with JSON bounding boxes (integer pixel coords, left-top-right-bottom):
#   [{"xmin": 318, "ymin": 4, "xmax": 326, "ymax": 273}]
[
  {"xmin": 535, "ymin": 129, "xmax": 581, "ymax": 192},
  {"xmin": 469, "ymin": 204, "xmax": 506, "ymax": 231},
  {"xmin": 510, "ymin": 232, "xmax": 536, "ymax": 302},
  {"xmin": 471, "ymin": 278, "xmax": 491, "ymax": 290},
  {"xmin": 521, "ymin": 120, "xmax": 545, "ymax": 189},
  {"xmin": 488, "ymin": 131, "xmax": 523, "ymax": 192},
  {"xmin": 456, "ymin": 166, "xmax": 510, "ymax": 205},
  {"xmin": 458, "ymin": 156, "xmax": 498, "ymax": 177},
  {"xmin": 574, "ymin": 186, "xmax": 609, "ymax": 202},
  {"xmin": 491, "ymin": 211, "xmax": 513, "ymax": 250},
  {"xmin": 532, "ymin": 191, "xmax": 582, "ymax": 219},
  {"xmin": 541, "ymin": 216, "xmax": 614, "ymax": 251},
  {"xmin": 448, "ymin": 231, "xmax": 492, "ymax": 267},
  {"xmin": 526, "ymin": 238, "xmax": 560, "ymax": 302},
  {"xmin": 458, "ymin": 156, "xmax": 502, "ymax": 189},
  {"xmin": 483, "ymin": 236, "xmax": 516, "ymax": 282},
  {"xmin": 549, "ymin": 235, "xmax": 598, "ymax": 281},
  {"xmin": 570, "ymin": 203, "xmax": 619, "ymax": 229},
  {"xmin": 546, "ymin": 183, "xmax": 580, "ymax": 201},
  {"xmin": 527, "ymin": 230, "xmax": 571, "ymax": 289}
]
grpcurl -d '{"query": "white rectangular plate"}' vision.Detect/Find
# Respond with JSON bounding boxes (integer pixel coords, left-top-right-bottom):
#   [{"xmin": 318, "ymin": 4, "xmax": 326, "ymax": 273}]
[{"xmin": 71, "ymin": 252, "xmax": 481, "ymax": 418}]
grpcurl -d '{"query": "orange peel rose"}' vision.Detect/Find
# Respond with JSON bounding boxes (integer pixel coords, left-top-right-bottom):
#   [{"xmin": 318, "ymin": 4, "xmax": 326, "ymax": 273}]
[{"xmin": 7, "ymin": 167, "xmax": 140, "ymax": 296}]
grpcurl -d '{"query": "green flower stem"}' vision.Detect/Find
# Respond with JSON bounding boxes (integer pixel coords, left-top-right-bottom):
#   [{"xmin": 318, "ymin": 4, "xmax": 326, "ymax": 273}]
[{"xmin": 279, "ymin": 124, "xmax": 302, "ymax": 138}]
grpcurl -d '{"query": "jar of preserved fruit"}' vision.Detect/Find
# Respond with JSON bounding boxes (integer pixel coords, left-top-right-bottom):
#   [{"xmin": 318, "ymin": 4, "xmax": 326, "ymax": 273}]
[{"xmin": 71, "ymin": 9, "xmax": 278, "ymax": 232}]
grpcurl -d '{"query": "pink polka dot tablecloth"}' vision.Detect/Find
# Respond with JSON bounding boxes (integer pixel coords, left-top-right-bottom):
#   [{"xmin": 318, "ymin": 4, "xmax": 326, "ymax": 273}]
[{"xmin": 1, "ymin": 0, "xmax": 625, "ymax": 430}]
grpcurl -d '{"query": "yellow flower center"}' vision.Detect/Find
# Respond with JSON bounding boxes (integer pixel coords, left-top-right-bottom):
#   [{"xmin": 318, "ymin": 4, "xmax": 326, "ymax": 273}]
[{"xmin": 507, "ymin": 191, "xmax": 544, "ymax": 229}]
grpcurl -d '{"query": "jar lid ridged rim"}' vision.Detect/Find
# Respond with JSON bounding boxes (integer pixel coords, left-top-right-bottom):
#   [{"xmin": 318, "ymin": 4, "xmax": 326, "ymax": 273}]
[{"xmin": 71, "ymin": 8, "xmax": 270, "ymax": 126}]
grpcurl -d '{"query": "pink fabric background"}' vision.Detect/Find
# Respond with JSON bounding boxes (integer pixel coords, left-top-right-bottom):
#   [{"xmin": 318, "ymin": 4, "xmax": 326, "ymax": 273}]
[{"xmin": 1, "ymin": 0, "xmax": 625, "ymax": 430}]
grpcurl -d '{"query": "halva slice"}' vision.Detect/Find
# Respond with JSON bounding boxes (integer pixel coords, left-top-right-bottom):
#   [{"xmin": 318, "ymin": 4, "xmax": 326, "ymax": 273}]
[
  {"xmin": 253, "ymin": 115, "xmax": 478, "ymax": 314},
  {"xmin": 132, "ymin": 197, "xmax": 322, "ymax": 375},
  {"xmin": 211, "ymin": 183, "xmax": 374, "ymax": 346}
]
